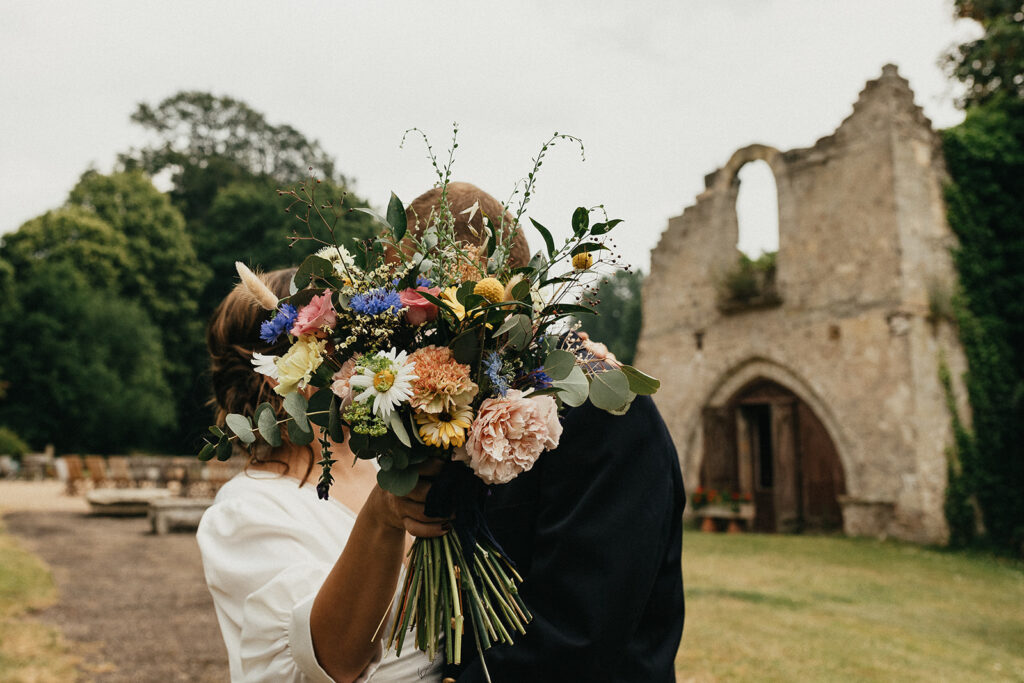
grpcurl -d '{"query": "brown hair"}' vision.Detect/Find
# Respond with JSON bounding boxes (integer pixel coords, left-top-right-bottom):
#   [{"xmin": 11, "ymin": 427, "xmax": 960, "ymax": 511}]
[
  {"xmin": 206, "ymin": 267, "xmax": 305, "ymax": 472},
  {"xmin": 399, "ymin": 182, "xmax": 531, "ymax": 269}
]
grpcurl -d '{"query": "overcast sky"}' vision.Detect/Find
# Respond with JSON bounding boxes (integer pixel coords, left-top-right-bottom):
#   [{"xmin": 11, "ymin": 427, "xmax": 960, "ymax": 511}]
[{"xmin": 1, "ymin": 1, "xmax": 978, "ymax": 271}]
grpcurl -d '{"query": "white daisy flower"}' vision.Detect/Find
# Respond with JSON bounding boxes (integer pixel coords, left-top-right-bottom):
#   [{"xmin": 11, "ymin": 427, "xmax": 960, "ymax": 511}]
[
  {"xmin": 348, "ymin": 348, "xmax": 418, "ymax": 419},
  {"xmin": 252, "ymin": 352, "xmax": 279, "ymax": 380},
  {"xmin": 316, "ymin": 244, "xmax": 360, "ymax": 277}
]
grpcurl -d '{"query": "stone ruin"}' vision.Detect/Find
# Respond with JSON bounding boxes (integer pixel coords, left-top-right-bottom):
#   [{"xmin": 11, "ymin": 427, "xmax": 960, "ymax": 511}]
[{"xmin": 635, "ymin": 65, "xmax": 969, "ymax": 544}]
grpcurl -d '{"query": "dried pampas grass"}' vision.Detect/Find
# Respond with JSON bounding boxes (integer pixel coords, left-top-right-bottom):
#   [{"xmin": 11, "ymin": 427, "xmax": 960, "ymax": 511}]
[{"xmin": 235, "ymin": 261, "xmax": 279, "ymax": 310}]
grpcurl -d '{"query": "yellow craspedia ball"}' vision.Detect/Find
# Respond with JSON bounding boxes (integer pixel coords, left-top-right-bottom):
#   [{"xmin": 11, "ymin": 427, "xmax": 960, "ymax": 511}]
[
  {"xmin": 572, "ymin": 251, "xmax": 594, "ymax": 270},
  {"xmin": 474, "ymin": 277, "xmax": 505, "ymax": 303}
]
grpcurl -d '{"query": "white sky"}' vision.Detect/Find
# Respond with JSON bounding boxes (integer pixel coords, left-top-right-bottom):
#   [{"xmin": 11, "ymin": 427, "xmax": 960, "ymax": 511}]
[{"xmin": 0, "ymin": 1, "xmax": 979, "ymax": 271}]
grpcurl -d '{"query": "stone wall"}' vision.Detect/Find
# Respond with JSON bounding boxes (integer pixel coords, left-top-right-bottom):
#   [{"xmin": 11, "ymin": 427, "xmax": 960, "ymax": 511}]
[{"xmin": 636, "ymin": 65, "xmax": 969, "ymax": 544}]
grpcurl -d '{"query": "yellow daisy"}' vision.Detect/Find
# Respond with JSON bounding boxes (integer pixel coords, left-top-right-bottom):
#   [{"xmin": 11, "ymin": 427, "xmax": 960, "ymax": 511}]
[{"xmin": 415, "ymin": 404, "xmax": 474, "ymax": 448}]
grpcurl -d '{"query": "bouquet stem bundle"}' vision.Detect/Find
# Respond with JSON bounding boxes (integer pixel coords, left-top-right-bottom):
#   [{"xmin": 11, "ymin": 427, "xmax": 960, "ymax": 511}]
[{"xmin": 388, "ymin": 535, "xmax": 532, "ymax": 667}]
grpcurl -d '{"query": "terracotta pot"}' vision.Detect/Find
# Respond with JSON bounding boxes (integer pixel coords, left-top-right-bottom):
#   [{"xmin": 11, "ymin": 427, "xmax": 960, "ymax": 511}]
[
  {"xmin": 726, "ymin": 520, "xmax": 743, "ymax": 534},
  {"xmin": 700, "ymin": 516, "xmax": 717, "ymax": 533}
]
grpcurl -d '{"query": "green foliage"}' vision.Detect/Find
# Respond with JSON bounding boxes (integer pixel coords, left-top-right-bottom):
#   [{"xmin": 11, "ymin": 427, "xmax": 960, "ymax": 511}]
[
  {"xmin": 197, "ymin": 177, "xmax": 375, "ymax": 314},
  {"xmin": 0, "ymin": 428, "xmax": 29, "ymax": 458},
  {"xmin": 572, "ymin": 269, "xmax": 644, "ymax": 364},
  {"xmin": 941, "ymin": 94, "xmax": 1024, "ymax": 553},
  {"xmin": 943, "ymin": 1, "xmax": 1024, "ymax": 108},
  {"xmin": 121, "ymin": 90, "xmax": 339, "ymax": 185},
  {"xmin": 715, "ymin": 251, "xmax": 780, "ymax": 313},
  {"xmin": 0, "ymin": 206, "xmax": 130, "ymax": 292},
  {"xmin": 0, "ymin": 264, "xmax": 175, "ymax": 453}
]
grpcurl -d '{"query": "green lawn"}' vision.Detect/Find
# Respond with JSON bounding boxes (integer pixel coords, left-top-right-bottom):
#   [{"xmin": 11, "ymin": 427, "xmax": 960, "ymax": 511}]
[
  {"xmin": 677, "ymin": 532, "xmax": 1024, "ymax": 682},
  {"xmin": 0, "ymin": 521, "xmax": 76, "ymax": 682}
]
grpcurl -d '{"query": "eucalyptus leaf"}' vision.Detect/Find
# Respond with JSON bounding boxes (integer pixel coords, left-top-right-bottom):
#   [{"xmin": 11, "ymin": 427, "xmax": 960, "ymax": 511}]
[
  {"xmin": 307, "ymin": 389, "xmax": 333, "ymax": 428},
  {"xmin": 328, "ymin": 395, "xmax": 345, "ymax": 442},
  {"xmin": 294, "ymin": 255, "xmax": 334, "ymax": 289},
  {"xmin": 225, "ymin": 413, "xmax": 255, "ymax": 444},
  {"xmin": 197, "ymin": 442, "xmax": 215, "ymax": 461},
  {"xmin": 572, "ymin": 206, "xmax": 589, "ymax": 235},
  {"xmin": 506, "ymin": 315, "xmax": 532, "ymax": 351},
  {"xmin": 379, "ymin": 453, "xmax": 394, "ymax": 471},
  {"xmin": 451, "ymin": 329, "xmax": 481, "ymax": 364},
  {"xmin": 208, "ymin": 425, "xmax": 225, "ymax": 438},
  {"xmin": 287, "ymin": 420, "xmax": 315, "ymax": 446},
  {"xmin": 377, "ymin": 466, "xmax": 419, "ymax": 497},
  {"xmin": 257, "ymin": 407, "xmax": 282, "ymax": 447},
  {"xmin": 352, "ymin": 206, "xmax": 388, "ymax": 225},
  {"xmin": 529, "ymin": 218, "xmax": 557, "ymax": 258},
  {"xmin": 215, "ymin": 436, "xmax": 232, "ymax": 461},
  {"xmin": 543, "ymin": 349, "xmax": 578, "ymax": 381},
  {"xmin": 588, "ymin": 368, "xmax": 633, "ymax": 413},
  {"xmin": 388, "ymin": 411, "xmax": 411, "ymax": 448},
  {"xmin": 620, "ymin": 365, "xmax": 661, "ymax": 395},
  {"xmin": 283, "ymin": 393, "xmax": 311, "ymax": 432},
  {"xmin": 386, "ymin": 192, "xmax": 407, "ymax": 242},
  {"xmin": 552, "ymin": 365, "xmax": 589, "ymax": 407}
]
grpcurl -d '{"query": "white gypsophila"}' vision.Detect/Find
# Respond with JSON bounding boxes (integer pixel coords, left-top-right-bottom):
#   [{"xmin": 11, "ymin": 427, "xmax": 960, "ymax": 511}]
[
  {"xmin": 252, "ymin": 352, "xmax": 279, "ymax": 380},
  {"xmin": 348, "ymin": 348, "xmax": 418, "ymax": 419},
  {"xmin": 316, "ymin": 245, "xmax": 359, "ymax": 277},
  {"xmin": 531, "ymin": 284, "xmax": 554, "ymax": 316}
]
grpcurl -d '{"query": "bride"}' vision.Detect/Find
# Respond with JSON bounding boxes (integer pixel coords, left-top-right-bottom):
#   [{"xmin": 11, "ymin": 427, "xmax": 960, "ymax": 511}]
[{"xmin": 198, "ymin": 267, "xmax": 446, "ymax": 682}]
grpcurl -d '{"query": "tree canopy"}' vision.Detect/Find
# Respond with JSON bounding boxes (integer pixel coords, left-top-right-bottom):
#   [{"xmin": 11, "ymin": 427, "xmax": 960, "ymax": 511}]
[{"xmin": 943, "ymin": 0, "xmax": 1024, "ymax": 107}]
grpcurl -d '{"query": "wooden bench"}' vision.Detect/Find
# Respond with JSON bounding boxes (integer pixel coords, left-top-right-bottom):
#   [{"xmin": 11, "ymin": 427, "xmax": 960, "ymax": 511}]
[
  {"xmin": 86, "ymin": 488, "xmax": 173, "ymax": 516},
  {"xmin": 63, "ymin": 455, "xmax": 87, "ymax": 495},
  {"xmin": 148, "ymin": 497, "xmax": 214, "ymax": 534}
]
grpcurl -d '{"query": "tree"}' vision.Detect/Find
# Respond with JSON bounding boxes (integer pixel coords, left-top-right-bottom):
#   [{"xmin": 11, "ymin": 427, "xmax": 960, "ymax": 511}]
[
  {"xmin": 940, "ymin": 0, "xmax": 1024, "ymax": 552},
  {"xmin": 943, "ymin": 0, "xmax": 1024, "ymax": 107},
  {"xmin": 573, "ymin": 270, "xmax": 645, "ymax": 365},
  {"xmin": 0, "ymin": 263, "xmax": 175, "ymax": 453},
  {"xmin": 1, "ymin": 206, "xmax": 131, "ymax": 292},
  {"xmin": 195, "ymin": 176, "xmax": 377, "ymax": 315}
]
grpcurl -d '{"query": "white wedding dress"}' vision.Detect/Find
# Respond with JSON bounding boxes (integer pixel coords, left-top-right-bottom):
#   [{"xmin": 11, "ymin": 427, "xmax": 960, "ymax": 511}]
[{"xmin": 197, "ymin": 470, "xmax": 443, "ymax": 682}]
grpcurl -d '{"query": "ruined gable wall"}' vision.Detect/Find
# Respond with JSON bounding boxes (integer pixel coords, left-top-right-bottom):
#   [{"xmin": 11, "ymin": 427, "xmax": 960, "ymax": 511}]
[{"xmin": 637, "ymin": 66, "xmax": 965, "ymax": 543}]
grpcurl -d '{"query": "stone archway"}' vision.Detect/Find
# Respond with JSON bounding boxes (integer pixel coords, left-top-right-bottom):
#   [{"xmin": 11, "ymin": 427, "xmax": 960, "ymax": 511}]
[{"xmin": 699, "ymin": 359, "xmax": 850, "ymax": 533}]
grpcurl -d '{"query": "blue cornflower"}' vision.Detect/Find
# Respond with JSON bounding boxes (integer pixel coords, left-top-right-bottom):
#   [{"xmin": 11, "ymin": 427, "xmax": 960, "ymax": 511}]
[
  {"xmin": 259, "ymin": 304, "xmax": 298, "ymax": 343},
  {"xmin": 350, "ymin": 288, "xmax": 403, "ymax": 317},
  {"xmin": 516, "ymin": 367, "xmax": 553, "ymax": 391},
  {"xmin": 416, "ymin": 276, "xmax": 433, "ymax": 288},
  {"xmin": 484, "ymin": 352, "xmax": 509, "ymax": 397}
]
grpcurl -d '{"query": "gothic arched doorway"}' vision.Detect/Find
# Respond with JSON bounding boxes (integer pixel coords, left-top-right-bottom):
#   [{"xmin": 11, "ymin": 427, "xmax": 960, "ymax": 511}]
[{"xmin": 701, "ymin": 379, "xmax": 846, "ymax": 533}]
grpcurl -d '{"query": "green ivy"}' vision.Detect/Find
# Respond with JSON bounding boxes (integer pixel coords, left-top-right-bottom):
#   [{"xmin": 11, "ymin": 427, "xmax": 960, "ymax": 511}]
[{"xmin": 940, "ymin": 96, "xmax": 1024, "ymax": 553}]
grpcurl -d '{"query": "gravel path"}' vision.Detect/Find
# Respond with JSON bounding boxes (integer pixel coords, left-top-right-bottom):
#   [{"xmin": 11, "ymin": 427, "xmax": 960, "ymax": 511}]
[{"xmin": 4, "ymin": 498, "xmax": 227, "ymax": 681}]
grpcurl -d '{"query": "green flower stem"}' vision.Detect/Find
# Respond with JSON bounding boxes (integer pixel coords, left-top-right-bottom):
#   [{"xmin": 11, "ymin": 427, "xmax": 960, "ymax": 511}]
[{"xmin": 441, "ymin": 535, "xmax": 464, "ymax": 665}]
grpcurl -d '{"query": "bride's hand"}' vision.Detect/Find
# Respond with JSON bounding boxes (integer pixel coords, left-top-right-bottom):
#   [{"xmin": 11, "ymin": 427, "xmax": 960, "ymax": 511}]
[{"xmin": 367, "ymin": 458, "xmax": 450, "ymax": 538}]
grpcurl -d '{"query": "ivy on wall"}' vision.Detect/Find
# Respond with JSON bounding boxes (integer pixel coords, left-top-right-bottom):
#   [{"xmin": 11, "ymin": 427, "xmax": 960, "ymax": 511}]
[{"xmin": 941, "ymin": 96, "xmax": 1024, "ymax": 553}]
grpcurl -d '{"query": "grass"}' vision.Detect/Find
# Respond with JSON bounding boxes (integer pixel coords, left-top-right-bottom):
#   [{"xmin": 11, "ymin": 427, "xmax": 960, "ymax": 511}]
[
  {"xmin": 0, "ymin": 520, "xmax": 77, "ymax": 682},
  {"xmin": 677, "ymin": 532, "xmax": 1024, "ymax": 682}
]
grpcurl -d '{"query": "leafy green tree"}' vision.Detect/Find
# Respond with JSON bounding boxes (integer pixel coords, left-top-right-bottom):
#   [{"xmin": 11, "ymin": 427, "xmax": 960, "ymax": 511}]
[
  {"xmin": 1, "ymin": 206, "xmax": 131, "ymax": 292},
  {"xmin": 196, "ymin": 177, "xmax": 376, "ymax": 314},
  {"xmin": 940, "ymin": 0, "xmax": 1024, "ymax": 552},
  {"xmin": 573, "ymin": 270, "xmax": 645, "ymax": 365},
  {"xmin": 0, "ymin": 263, "xmax": 175, "ymax": 453},
  {"xmin": 943, "ymin": 0, "xmax": 1024, "ymax": 107}
]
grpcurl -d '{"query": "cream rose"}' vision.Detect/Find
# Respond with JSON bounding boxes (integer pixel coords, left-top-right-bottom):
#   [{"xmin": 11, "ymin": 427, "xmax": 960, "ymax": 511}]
[
  {"xmin": 460, "ymin": 390, "xmax": 563, "ymax": 485},
  {"xmin": 273, "ymin": 335, "xmax": 327, "ymax": 395}
]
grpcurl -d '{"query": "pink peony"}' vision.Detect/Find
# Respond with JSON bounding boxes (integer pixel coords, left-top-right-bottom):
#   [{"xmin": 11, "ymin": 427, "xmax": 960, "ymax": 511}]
[
  {"xmin": 330, "ymin": 358, "xmax": 358, "ymax": 408},
  {"xmin": 460, "ymin": 390, "xmax": 563, "ymax": 485},
  {"xmin": 399, "ymin": 286, "xmax": 441, "ymax": 325},
  {"xmin": 291, "ymin": 290, "xmax": 337, "ymax": 337}
]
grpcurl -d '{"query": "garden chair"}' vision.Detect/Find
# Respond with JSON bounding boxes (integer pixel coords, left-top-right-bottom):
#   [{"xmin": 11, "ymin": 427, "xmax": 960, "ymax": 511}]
[
  {"xmin": 106, "ymin": 455, "xmax": 134, "ymax": 488},
  {"xmin": 84, "ymin": 455, "xmax": 110, "ymax": 488},
  {"xmin": 63, "ymin": 455, "xmax": 87, "ymax": 495}
]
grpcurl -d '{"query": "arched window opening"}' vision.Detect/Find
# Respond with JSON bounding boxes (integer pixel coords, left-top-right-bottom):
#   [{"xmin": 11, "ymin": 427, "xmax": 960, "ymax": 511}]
[{"xmin": 735, "ymin": 160, "xmax": 779, "ymax": 258}]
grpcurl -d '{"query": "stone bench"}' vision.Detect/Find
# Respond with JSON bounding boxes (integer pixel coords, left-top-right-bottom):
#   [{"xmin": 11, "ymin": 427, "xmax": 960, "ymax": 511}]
[
  {"xmin": 148, "ymin": 497, "xmax": 214, "ymax": 535},
  {"xmin": 86, "ymin": 488, "xmax": 174, "ymax": 516}
]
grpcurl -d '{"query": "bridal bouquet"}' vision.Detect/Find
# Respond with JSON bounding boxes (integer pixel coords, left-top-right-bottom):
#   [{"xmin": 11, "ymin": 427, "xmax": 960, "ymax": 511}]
[{"xmin": 198, "ymin": 131, "xmax": 660, "ymax": 667}]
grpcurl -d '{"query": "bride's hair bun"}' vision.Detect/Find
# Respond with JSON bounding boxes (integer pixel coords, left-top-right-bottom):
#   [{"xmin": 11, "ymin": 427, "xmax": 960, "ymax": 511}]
[{"xmin": 206, "ymin": 267, "xmax": 296, "ymax": 428}]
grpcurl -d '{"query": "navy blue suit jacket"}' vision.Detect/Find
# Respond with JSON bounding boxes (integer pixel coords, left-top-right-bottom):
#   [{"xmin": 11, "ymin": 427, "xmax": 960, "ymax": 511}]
[{"xmin": 447, "ymin": 395, "xmax": 685, "ymax": 682}]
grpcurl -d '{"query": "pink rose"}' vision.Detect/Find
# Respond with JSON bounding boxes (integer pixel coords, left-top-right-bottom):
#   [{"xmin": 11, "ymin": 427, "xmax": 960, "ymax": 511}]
[
  {"xmin": 291, "ymin": 290, "xmax": 337, "ymax": 337},
  {"xmin": 399, "ymin": 286, "xmax": 441, "ymax": 325},
  {"xmin": 460, "ymin": 390, "xmax": 563, "ymax": 485},
  {"xmin": 330, "ymin": 358, "xmax": 358, "ymax": 408}
]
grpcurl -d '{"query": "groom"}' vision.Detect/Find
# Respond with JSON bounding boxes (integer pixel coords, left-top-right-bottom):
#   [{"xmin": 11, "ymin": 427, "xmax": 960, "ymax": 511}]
[{"xmin": 403, "ymin": 183, "xmax": 686, "ymax": 682}]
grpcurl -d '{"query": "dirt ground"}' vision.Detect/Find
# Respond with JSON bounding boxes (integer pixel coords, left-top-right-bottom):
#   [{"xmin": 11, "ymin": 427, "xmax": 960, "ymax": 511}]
[{"xmin": 2, "ymin": 483, "xmax": 227, "ymax": 682}]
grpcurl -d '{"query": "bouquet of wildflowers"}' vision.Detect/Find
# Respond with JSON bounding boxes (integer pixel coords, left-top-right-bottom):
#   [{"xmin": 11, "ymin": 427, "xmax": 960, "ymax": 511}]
[{"xmin": 198, "ymin": 130, "xmax": 660, "ymax": 669}]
